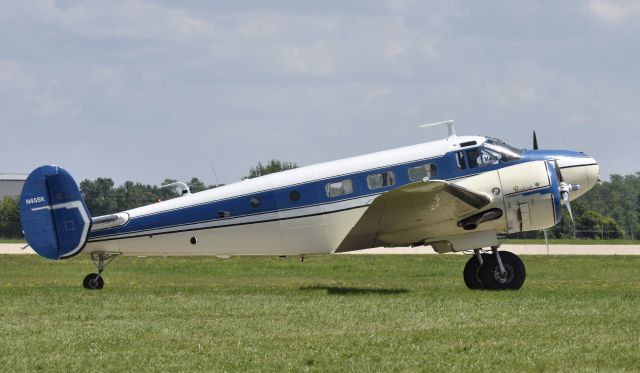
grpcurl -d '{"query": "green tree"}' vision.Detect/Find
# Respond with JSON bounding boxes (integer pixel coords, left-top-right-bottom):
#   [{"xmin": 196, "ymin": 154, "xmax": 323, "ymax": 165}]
[
  {"xmin": 576, "ymin": 172, "xmax": 640, "ymax": 239},
  {"xmin": 0, "ymin": 196, "xmax": 19, "ymax": 222},
  {"xmin": 80, "ymin": 178, "xmax": 118, "ymax": 216},
  {"xmin": 0, "ymin": 196, "xmax": 21, "ymax": 238},
  {"xmin": 576, "ymin": 211, "xmax": 623, "ymax": 240},
  {"xmin": 187, "ymin": 177, "xmax": 208, "ymax": 193},
  {"xmin": 243, "ymin": 159, "xmax": 298, "ymax": 180},
  {"xmin": 114, "ymin": 181, "xmax": 158, "ymax": 211}
]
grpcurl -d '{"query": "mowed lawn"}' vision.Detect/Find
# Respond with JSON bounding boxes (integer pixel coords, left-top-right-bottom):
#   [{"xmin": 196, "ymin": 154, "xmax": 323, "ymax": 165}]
[{"xmin": 1, "ymin": 255, "xmax": 639, "ymax": 372}]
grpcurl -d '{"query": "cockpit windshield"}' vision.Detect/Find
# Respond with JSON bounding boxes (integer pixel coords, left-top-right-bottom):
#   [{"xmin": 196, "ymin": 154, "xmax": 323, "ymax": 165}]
[
  {"xmin": 484, "ymin": 138, "xmax": 523, "ymax": 160},
  {"xmin": 466, "ymin": 138, "xmax": 522, "ymax": 168}
]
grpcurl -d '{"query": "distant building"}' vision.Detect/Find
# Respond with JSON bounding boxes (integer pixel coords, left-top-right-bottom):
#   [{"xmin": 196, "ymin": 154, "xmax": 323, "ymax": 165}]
[{"xmin": 0, "ymin": 174, "xmax": 27, "ymax": 199}]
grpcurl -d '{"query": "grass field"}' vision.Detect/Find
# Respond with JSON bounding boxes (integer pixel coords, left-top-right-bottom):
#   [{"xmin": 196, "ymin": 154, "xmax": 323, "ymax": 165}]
[
  {"xmin": 1, "ymin": 254, "xmax": 639, "ymax": 372},
  {"xmin": 0, "ymin": 238, "xmax": 26, "ymax": 244}
]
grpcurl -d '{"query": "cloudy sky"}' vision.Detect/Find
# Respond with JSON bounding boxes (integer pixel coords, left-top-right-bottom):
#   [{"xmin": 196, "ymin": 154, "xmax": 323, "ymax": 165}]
[{"xmin": 1, "ymin": 0, "xmax": 638, "ymax": 185}]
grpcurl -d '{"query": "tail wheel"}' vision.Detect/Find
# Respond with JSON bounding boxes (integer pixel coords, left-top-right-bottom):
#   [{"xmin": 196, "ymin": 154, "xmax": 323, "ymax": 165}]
[
  {"xmin": 463, "ymin": 254, "xmax": 488, "ymax": 290},
  {"xmin": 479, "ymin": 251, "xmax": 526, "ymax": 290},
  {"xmin": 83, "ymin": 273, "xmax": 104, "ymax": 290}
]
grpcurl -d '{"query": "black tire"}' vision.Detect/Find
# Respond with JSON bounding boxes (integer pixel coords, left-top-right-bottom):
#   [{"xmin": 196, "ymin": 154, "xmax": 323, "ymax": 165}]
[
  {"xmin": 83, "ymin": 273, "xmax": 104, "ymax": 290},
  {"xmin": 479, "ymin": 251, "xmax": 525, "ymax": 290},
  {"xmin": 463, "ymin": 254, "xmax": 487, "ymax": 290}
]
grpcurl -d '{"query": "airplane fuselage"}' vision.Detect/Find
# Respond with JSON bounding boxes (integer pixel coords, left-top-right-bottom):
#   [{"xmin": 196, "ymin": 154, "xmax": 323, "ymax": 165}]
[{"xmin": 84, "ymin": 135, "xmax": 599, "ymax": 257}]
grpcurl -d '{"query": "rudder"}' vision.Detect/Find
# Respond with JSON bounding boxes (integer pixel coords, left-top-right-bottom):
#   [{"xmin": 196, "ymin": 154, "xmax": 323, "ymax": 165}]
[{"xmin": 19, "ymin": 165, "xmax": 92, "ymax": 260}]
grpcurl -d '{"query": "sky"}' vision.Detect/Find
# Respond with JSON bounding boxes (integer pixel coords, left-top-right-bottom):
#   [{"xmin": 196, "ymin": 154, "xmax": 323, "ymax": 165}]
[{"xmin": 1, "ymin": 0, "xmax": 639, "ymax": 185}]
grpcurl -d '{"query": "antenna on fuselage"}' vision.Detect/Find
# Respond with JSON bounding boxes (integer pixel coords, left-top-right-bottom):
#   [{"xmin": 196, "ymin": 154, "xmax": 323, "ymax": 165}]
[
  {"xmin": 419, "ymin": 120, "xmax": 456, "ymax": 138},
  {"xmin": 161, "ymin": 181, "xmax": 191, "ymax": 196}
]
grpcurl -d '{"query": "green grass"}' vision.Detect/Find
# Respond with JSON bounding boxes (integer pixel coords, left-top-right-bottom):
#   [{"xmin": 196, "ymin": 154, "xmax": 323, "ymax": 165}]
[
  {"xmin": 0, "ymin": 238, "xmax": 25, "ymax": 244},
  {"xmin": 1, "ymin": 255, "xmax": 639, "ymax": 372}
]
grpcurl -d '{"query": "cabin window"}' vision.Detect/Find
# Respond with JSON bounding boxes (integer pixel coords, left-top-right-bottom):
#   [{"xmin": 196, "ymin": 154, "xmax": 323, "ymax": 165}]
[
  {"xmin": 289, "ymin": 190, "xmax": 301, "ymax": 202},
  {"xmin": 408, "ymin": 164, "xmax": 437, "ymax": 182},
  {"xmin": 367, "ymin": 171, "xmax": 395, "ymax": 190},
  {"xmin": 456, "ymin": 151, "xmax": 467, "ymax": 170},
  {"xmin": 325, "ymin": 179, "xmax": 354, "ymax": 198},
  {"xmin": 249, "ymin": 197, "xmax": 261, "ymax": 208}
]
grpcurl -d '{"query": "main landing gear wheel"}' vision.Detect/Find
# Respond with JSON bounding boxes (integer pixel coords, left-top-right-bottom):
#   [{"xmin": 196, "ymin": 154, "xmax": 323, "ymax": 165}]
[
  {"xmin": 463, "ymin": 250, "xmax": 488, "ymax": 290},
  {"xmin": 479, "ymin": 250, "xmax": 526, "ymax": 290},
  {"xmin": 83, "ymin": 273, "xmax": 104, "ymax": 289}
]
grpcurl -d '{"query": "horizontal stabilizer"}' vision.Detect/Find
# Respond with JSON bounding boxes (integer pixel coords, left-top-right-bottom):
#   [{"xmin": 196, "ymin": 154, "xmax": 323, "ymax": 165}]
[{"xmin": 19, "ymin": 165, "xmax": 92, "ymax": 260}]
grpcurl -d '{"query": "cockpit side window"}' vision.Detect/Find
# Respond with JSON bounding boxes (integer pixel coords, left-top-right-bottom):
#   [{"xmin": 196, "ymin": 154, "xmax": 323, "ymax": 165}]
[
  {"xmin": 466, "ymin": 148, "xmax": 481, "ymax": 168},
  {"xmin": 455, "ymin": 151, "xmax": 467, "ymax": 170},
  {"xmin": 466, "ymin": 139, "xmax": 523, "ymax": 168}
]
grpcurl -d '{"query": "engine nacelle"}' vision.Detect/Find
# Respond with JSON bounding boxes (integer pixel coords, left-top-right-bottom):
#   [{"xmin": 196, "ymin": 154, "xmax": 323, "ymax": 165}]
[{"xmin": 499, "ymin": 161, "xmax": 562, "ymax": 234}]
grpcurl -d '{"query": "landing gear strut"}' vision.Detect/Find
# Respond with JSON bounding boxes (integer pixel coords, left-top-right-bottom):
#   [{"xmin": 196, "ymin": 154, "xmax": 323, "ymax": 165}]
[
  {"xmin": 463, "ymin": 247, "xmax": 526, "ymax": 290},
  {"xmin": 83, "ymin": 253, "xmax": 120, "ymax": 290}
]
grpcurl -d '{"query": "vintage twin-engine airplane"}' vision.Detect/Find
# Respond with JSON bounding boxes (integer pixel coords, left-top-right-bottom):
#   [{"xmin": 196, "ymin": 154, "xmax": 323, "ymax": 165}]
[{"xmin": 19, "ymin": 122, "xmax": 599, "ymax": 290}]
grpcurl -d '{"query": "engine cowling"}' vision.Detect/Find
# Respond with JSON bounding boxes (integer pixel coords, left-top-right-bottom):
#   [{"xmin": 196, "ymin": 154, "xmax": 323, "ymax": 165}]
[{"xmin": 499, "ymin": 160, "xmax": 562, "ymax": 233}]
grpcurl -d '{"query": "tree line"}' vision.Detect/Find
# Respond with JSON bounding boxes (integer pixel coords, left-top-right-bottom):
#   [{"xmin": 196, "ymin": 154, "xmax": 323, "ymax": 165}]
[
  {"xmin": 1, "ymin": 162, "xmax": 638, "ymax": 241},
  {"xmin": 539, "ymin": 173, "xmax": 640, "ymax": 240},
  {"xmin": 78, "ymin": 159, "xmax": 298, "ymax": 216}
]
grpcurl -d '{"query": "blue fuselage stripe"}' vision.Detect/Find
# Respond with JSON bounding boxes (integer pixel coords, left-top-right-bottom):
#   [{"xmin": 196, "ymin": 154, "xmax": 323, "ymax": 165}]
[{"xmin": 88, "ymin": 150, "xmax": 579, "ymax": 242}]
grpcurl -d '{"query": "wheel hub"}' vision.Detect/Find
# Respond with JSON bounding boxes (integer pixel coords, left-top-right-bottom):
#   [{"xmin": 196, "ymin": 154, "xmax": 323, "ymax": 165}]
[{"xmin": 493, "ymin": 264, "xmax": 514, "ymax": 284}]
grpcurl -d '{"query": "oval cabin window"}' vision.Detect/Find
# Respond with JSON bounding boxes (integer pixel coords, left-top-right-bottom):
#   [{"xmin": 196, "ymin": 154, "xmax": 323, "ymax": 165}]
[
  {"xmin": 289, "ymin": 190, "xmax": 301, "ymax": 202},
  {"xmin": 249, "ymin": 197, "xmax": 261, "ymax": 208}
]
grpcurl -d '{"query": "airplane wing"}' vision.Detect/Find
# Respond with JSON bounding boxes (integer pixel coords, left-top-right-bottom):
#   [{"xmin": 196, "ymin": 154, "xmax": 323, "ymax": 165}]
[{"xmin": 335, "ymin": 180, "xmax": 493, "ymax": 252}]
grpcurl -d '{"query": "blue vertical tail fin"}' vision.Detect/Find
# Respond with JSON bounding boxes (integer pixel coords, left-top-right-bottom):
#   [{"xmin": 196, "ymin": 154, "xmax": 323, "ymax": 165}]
[{"xmin": 19, "ymin": 165, "xmax": 92, "ymax": 260}]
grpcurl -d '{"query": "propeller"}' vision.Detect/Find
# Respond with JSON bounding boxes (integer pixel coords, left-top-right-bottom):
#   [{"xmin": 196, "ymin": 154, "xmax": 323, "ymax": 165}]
[
  {"xmin": 533, "ymin": 131, "xmax": 539, "ymax": 150},
  {"xmin": 554, "ymin": 159, "xmax": 581, "ymax": 224},
  {"xmin": 561, "ymin": 184, "xmax": 574, "ymax": 223}
]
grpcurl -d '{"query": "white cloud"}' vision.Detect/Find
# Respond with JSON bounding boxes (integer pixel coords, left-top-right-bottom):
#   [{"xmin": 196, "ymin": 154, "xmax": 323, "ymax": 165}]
[
  {"xmin": 33, "ymin": 93, "xmax": 78, "ymax": 118},
  {"xmin": 0, "ymin": 1, "xmax": 638, "ymax": 182},
  {"xmin": 585, "ymin": 0, "xmax": 640, "ymax": 24},
  {"xmin": 0, "ymin": 59, "xmax": 35, "ymax": 92},
  {"xmin": 89, "ymin": 66, "xmax": 127, "ymax": 96},
  {"xmin": 0, "ymin": 0, "xmax": 216, "ymax": 43},
  {"xmin": 280, "ymin": 44, "xmax": 337, "ymax": 76}
]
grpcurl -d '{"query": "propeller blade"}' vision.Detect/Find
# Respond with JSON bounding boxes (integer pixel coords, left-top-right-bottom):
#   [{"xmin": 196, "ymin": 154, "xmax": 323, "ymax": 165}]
[
  {"xmin": 562, "ymin": 191, "xmax": 574, "ymax": 224},
  {"xmin": 554, "ymin": 160, "xmax": 564, "ymax": 183},
  {"xmin": 533, "ymin": 131, "xmax": 539, "ymax": 150}
]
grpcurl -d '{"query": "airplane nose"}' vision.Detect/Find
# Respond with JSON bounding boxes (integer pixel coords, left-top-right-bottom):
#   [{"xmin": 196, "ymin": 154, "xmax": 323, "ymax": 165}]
[
  {"xmin": 555, "ymin": 155, "xmax": 599, "ymax": 200},
  {"xmin": 587, "ymin": 161, "xmax": 600, "ymax": 190}
]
